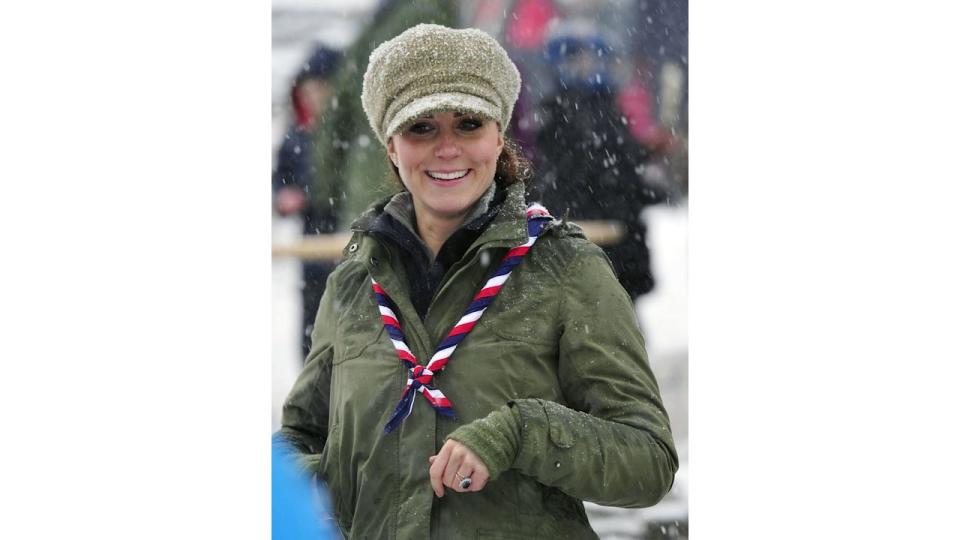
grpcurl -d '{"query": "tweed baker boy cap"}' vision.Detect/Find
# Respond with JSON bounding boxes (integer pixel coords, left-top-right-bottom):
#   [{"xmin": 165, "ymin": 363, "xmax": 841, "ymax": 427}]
[{"xmin": 361, "ymin": 24, "xmax": 522, "ymax": 147}]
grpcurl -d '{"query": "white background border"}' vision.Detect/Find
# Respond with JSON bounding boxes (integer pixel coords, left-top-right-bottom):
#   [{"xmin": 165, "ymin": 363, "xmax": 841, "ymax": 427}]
[{"xmin": 2, "ymin": 1, "xmax": 958, "ymax": 537}]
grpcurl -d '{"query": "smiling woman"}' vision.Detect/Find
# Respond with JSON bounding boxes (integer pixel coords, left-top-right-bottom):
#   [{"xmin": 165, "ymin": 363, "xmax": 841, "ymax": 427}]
[
  {"xmin": 386, "ymin": 111, "xmax": 504, "ymax": 255},
  {"xmin": 278, "ymin": 24, "xmax": 678, "ymax": 540}
]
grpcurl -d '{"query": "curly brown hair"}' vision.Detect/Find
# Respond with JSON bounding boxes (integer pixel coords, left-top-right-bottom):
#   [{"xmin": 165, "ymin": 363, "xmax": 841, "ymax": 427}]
[{"xmin": 386, "ymin": 136, "xmax": 534, "ymax": 195}]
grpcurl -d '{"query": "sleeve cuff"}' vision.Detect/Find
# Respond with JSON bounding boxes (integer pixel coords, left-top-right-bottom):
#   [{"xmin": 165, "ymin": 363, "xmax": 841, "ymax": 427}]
[{"xmin": 446, "ymin": 403, "xmax": 522, "ymax": 481}]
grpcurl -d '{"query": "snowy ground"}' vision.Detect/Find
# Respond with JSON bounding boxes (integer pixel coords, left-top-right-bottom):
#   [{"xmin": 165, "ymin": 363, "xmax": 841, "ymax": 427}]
[{"xmin": 271, "ymin": 204, "xmax": 688, "ymax": 539}]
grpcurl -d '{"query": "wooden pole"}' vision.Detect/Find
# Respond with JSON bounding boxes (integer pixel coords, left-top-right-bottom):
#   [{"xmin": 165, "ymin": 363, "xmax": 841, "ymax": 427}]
[{"xmin": 271, "ymin": 220, "xmax": 626, "ymax": 261}]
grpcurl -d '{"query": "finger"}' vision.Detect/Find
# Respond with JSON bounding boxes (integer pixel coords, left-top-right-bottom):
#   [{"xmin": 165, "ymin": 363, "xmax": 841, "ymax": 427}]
[
  {"xmin": 460, "ymin": 452, "xmax": 489, "ymax": 492},
  {"xmin": 468, "ymin": 467, "xmax": 490, "ymax": 492},
  {"xmin": 429, "ymin": 445, "xmax": 453, "ymax": 498},
  {"xmin": 441, "ymin": 444, "xmax": 467, "ymax": 490},
  {"xmin": 454, "ymin": 466, "xmax": 475, "ymax": 492}
]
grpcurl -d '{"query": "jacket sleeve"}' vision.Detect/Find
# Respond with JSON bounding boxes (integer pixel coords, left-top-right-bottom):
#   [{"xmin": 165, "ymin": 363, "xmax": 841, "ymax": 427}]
[
  {"xmin": 277, "ymin": 275, "xmax": 337, "ymax": 464},
  {"xmin": 450, "ymin": 239, "xmax": 678, "ymax": 508}
]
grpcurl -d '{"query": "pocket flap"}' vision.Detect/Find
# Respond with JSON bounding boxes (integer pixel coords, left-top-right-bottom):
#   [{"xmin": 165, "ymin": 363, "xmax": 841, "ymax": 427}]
[{"xmin": 542, "ymin": 400, "xmax": 576, "ymax": 449}]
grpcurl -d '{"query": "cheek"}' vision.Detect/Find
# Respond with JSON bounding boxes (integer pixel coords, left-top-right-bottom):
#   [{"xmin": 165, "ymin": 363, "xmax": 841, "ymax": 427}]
[
  {"xmin": 391, "ymin": 147, "xmax": 420, "ymax": 190},
  {"xmin": 390, "ymin": 142, "xmax": 411, "ymax": 171},
  {"xmin": 473, "ymin": 141, "xmax": 502, "ymax": 168},
  {"xmin": 393, "ymin": 140, "xmax": 424, "ymax": 168},
  {"xmin": 394, "ymin": 161, "xmax": 413, "ymax": 189}
]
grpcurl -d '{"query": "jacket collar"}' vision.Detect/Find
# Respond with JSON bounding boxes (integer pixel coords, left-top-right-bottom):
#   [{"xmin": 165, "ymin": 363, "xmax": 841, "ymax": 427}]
[
  {"xmin": 472, "ymin": 181, "xmax": 530, "ymax": 249},
  {"xmin": 348, "ymin": 181, "xmax": 529, "ymax": 251},
  {"xmin": 380, "ymin": 182, "xmax": 500, "ymax": 238}
]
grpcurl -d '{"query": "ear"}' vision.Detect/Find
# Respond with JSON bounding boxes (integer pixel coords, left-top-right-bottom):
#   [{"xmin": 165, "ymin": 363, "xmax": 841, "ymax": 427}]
[
  {"xmin": 386, "ymin": 138, "xmax": 398, "ymax": 166},
  {"xmin": 496, "ymin": 131, "xmax": 505, "ymax": 154}
]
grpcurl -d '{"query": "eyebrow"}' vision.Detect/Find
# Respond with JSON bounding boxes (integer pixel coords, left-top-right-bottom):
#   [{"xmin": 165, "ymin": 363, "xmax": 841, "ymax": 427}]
[{"xmin": 415, "ymin": 112, "xmax": 469, "ymax": 120}]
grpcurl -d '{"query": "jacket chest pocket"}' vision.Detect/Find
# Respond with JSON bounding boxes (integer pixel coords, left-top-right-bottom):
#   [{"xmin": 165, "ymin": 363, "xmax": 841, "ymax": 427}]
[
  {"xmin": 333, "ymin": 280, "xmax": 384, "ymax": 365},
  {"xmin": 478, "ymin": 265, "xmax": 561, "ymax": 345},
  {"xmin": 329, "ymin": 279, "xmax": 396, "ymax": 431}
]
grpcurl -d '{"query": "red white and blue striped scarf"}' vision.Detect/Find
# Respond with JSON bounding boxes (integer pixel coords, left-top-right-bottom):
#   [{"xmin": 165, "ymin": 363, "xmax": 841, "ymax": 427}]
[{"xmin": 373, "ymin": 203, "xmax": 553, "ymax": 434}]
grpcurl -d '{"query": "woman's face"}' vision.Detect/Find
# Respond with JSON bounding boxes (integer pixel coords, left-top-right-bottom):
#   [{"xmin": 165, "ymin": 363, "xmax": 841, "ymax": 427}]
[{"xmin": 387, "ymin": 111, "xmax": 504, "ymax": 226}]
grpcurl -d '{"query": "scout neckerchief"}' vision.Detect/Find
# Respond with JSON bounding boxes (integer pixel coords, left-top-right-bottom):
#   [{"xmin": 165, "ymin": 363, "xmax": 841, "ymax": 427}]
[{"xmin": 373, "ymin": 203, "xmax": 553, "ymax": 434}]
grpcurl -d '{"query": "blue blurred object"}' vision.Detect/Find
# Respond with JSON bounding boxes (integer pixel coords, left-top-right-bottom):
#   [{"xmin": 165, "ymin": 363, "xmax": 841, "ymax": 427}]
[
  {"xmin": 272, "ymin": 436, "xmax": 338, "ymax": 539},
  {"xmin": 544, "ymin": 32, "xmax": 615, "ymax": 92},
  {"xmin": 294, "ymin": 44, "xmax": 342, "ymax": 86}
]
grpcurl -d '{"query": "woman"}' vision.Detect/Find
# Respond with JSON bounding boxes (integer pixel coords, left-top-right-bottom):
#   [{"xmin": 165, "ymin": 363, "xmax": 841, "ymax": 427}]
[{"xmin": 280, "ymin": 24, "xmax": 677, "ymax": 539}]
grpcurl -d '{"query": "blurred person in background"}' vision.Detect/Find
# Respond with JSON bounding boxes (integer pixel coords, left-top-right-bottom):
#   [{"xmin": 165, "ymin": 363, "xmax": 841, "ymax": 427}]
[
  {"xmin": 534, "ymin": 20, "xmax": 669, "ymax": 301},
  {"xmin": 272, "ymin": 1, "xmax": 461, "ymax": 360},
  {"xmin": 307, "ymin": 0, "xmax": 459, "ymax": 229},
  {"xmin": 617, "ymin": 51, "xmax": 674, "ymax": 158},
  {"xmin": 279, "ymin": 24, "xmax": 676, "ymax": 539},
  {"xmin": 629, "ymin": 0, "xmax": 689, "ymax": 196},
  {"xmin": 272, "ymin": 44, "xmax": 343, "ymax": 359},
  {"xmin": 464, "ymin": 0, "xmax": 688, "ymax": 200},
  {"xmin": 496, "ymin": 0, "xmax": 560, "ymax": 160},
  {"xmin": 616, "ymin": 48, "xmax": 687, "ymax": 201}
]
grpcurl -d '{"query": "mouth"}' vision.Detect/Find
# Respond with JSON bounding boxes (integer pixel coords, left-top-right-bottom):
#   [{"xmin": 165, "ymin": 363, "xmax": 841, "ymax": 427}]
[{"xmin": 426, "ymin": 169, "xmax": 470, "ymax": 181}]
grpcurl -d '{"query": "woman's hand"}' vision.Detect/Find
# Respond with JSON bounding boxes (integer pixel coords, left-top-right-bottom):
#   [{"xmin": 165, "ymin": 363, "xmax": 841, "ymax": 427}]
[{"xmin": 428, "ymin": 439, "xmax": 490, "ymax": 497}]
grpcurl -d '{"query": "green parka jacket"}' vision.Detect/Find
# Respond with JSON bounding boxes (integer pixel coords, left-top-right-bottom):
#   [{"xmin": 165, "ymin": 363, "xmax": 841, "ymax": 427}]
[{"xmin": 281, "ymin": 182, "xmax": 678, "ymax": 539}]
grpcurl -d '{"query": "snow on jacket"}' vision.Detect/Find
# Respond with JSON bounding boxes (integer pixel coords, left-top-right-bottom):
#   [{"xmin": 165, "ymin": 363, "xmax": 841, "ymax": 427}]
[{"xmin": 280, "ymin": 181, "xmax": 678, "ymax": 539}]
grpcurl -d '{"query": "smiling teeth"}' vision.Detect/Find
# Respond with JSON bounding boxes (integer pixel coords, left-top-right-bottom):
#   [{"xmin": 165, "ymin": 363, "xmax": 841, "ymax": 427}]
[{"xmin": 427, "ymin": 170, "xmax": 468, "ymax": 180}]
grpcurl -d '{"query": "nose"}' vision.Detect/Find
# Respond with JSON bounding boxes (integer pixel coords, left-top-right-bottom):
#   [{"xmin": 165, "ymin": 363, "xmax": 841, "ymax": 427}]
[{"xmin": 434, "ymin": 131, "xmax": 461, "ymax": 159}]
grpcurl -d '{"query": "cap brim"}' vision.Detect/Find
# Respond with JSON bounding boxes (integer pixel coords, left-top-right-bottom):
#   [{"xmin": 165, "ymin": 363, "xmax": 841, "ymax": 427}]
[{"xmin": 383, "ymin": 92, "xmax": 501, "ymax": 144}]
